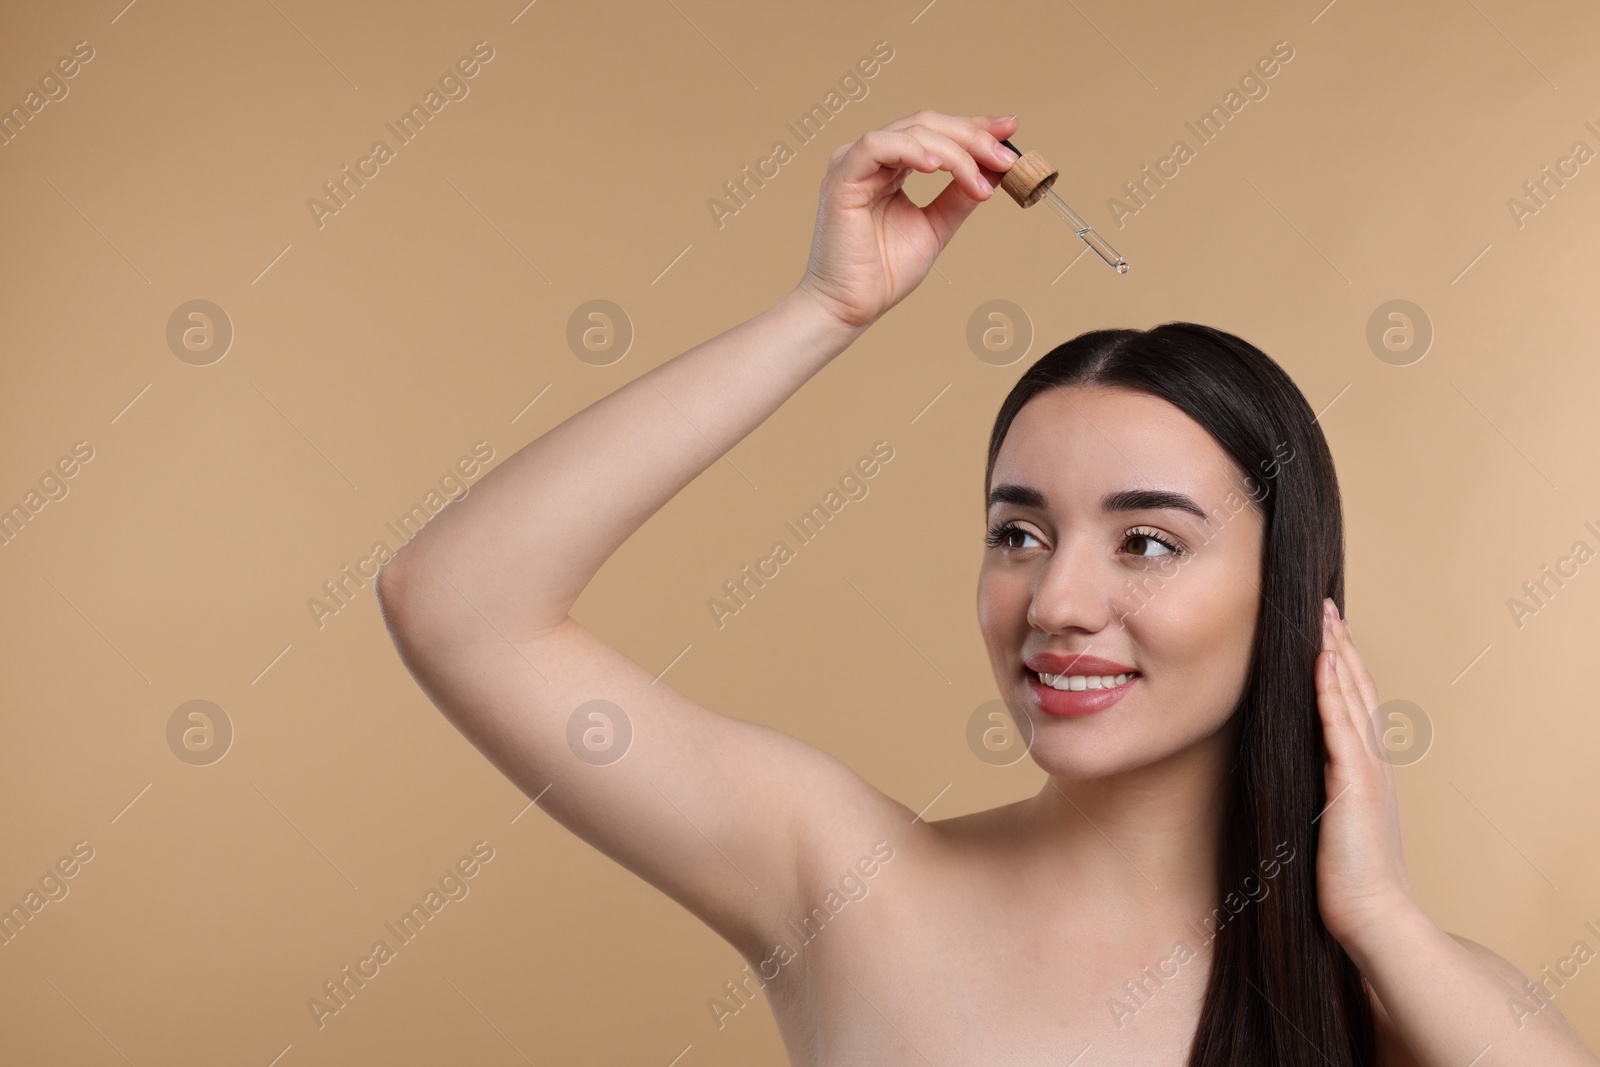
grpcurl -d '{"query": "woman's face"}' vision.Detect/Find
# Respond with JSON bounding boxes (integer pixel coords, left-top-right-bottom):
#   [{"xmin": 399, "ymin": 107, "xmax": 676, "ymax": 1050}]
[{"xmin": 977, "ymin": 384, "xmax": 1266, "ymax": 780}]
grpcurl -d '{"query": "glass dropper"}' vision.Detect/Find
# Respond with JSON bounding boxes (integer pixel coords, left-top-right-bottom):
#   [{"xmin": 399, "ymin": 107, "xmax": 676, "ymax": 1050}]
[{"xmin": 999, "ymin": 138, "xmax": 1128, "ymax": 274}]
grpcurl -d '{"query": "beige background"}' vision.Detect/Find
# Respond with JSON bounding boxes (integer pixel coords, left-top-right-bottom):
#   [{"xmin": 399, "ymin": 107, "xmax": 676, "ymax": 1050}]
[{"xmin": 3, "ymin": 0, "xmax": 1598, "ymax": 1062}]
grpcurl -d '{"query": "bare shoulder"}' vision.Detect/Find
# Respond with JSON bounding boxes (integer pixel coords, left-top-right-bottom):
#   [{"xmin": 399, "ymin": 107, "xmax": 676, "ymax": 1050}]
[
  {"xmin": 1443, "ymin": 930, "xmax": 1530, "ymax": 982},
  {"xmin": 1446, "ymin": 932, "xmax": 1586, "ymax": 1035},
  {"xmin": 1369, "ymin": 930, "xmax": 1587, "ymax": 1066},
  {"xmin": 926, "ymin": 797, "xmax": 1032, "ymax": 839}
]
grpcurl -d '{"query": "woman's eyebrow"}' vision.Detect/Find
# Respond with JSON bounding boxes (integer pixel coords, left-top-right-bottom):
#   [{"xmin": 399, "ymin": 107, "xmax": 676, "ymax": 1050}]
[{"xmin": 986, "ymin": 483, "xmax": 1211, "ymax": 524}]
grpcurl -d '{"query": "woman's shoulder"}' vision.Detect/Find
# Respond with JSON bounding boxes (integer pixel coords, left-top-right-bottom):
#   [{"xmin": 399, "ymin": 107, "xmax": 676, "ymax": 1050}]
[
  {"xmin": 926, "ymin": 797, "xmax": 1033, "ymax": 838},
  {"xmin": 1369, "ymin": 930, "xmax": 1583, "ymax": 1066}
]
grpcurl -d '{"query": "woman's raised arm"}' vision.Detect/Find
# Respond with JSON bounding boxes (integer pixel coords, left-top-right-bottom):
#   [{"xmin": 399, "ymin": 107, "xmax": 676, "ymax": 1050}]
[{"xmin": 373, "ymin": 111, "xmax": 1019, "ymax": 962}]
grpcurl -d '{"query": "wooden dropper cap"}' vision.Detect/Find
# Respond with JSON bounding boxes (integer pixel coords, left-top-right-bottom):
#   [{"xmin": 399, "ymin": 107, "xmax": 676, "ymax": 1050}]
[{"xmin": 997, "ymin": 138, "xmax": 1057, "ymax": 208}]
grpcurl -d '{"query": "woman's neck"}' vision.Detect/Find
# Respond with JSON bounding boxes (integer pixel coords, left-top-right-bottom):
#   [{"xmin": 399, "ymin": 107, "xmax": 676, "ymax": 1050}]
[{"xmin": 1019, "ymin": 714, "xmax": 1241, "ymax": 923}]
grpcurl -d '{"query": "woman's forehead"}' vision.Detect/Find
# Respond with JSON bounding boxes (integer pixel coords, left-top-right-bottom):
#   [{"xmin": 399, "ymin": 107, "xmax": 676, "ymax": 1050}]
[{"xmin": 994, "ymin": 386, "xmax": 1241, "ymax": 498}]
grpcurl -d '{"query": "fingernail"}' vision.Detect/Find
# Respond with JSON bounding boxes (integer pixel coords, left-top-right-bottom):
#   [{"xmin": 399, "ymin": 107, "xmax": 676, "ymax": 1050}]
[{"xmin": 994, "ymin": 143, "xmax": 1017, "ymax": 165}]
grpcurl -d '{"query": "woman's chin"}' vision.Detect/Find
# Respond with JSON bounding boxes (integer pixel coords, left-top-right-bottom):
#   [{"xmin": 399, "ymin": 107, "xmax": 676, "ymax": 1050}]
[
  {"xmin": 1024, "ymin": 742, "xmax": 1148, "ymax": 781},
  {"xmin": 1023, "ymin": 722, "xmax": 1216, "ymax": 779}
]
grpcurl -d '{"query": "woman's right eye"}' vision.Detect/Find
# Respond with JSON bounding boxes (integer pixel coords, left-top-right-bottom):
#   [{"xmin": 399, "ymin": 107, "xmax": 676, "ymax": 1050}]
[{"xmin": 984, "ymin": 521, "xmax": 1039, "ymax": 550}]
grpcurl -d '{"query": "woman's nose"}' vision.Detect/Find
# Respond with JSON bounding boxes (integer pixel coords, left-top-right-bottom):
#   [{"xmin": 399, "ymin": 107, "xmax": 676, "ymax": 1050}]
[{"xmin": 1025, "ymin": 539, "xmax": 1121, "ymax": 634}]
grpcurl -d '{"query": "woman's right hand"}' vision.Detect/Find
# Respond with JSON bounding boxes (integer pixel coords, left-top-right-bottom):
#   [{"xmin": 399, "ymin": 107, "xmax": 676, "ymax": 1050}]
[{"xmin": 795, "ymin": 111, "xmax": 1020, "ymax": 331}]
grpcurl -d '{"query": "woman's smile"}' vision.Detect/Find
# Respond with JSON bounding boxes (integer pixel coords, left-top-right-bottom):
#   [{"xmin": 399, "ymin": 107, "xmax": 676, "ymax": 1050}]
[
  {"xmin": 1026, "ymin": 668, "xmax": 1141, "ymax": 717},
  {"xmin": 1021, "ymin": 650, "xmax": 1141, "ymax": 717}
]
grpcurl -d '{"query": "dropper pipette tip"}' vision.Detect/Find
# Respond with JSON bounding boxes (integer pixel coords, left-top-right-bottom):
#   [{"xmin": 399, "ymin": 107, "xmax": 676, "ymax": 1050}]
[{"xmin": 1040, "ymin": 186, "xmax": 1128, "ymax": 273}]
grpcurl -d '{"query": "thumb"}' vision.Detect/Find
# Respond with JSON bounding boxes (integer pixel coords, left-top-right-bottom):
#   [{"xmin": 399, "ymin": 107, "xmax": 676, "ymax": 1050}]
[{"xmin": 921, "ymin": 165, "xmax": 1005, "ymax": 247}]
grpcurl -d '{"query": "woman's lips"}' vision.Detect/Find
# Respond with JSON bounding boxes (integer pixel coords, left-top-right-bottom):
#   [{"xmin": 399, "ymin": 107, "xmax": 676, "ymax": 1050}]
[{"xmin": 1025, "ymin": 668, "xmax": 1139, "ymax": 718}]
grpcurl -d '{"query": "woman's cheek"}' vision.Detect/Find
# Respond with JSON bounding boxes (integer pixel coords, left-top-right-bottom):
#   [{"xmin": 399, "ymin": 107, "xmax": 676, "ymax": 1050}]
[
  {"xmin": 1180, "ymin": 568, "xmax": 1259, "ymax": 705},
  {"xmin": 979, "ymin": 568, "xmax": 1028, "ymax": 616},
  {"xmin": 1127, "ymin": 563, "xmax": 1245, "ymax": 663},
  {"xmin": 975, "ymin": 575, "xmax": 1021, "ymax": 651}
]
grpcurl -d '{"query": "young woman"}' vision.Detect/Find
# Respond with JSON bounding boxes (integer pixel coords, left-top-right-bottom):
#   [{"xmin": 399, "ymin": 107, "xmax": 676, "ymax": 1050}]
[{"xmin": 374, "ymin": 110, "xmax": 1597, "ymax": 1065}]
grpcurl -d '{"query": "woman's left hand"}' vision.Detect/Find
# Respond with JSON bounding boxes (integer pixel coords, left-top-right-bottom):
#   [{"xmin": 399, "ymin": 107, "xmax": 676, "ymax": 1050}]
[{"xmin": 1312, "ymin": 598, "xmax": 1423, "ymax": 953}]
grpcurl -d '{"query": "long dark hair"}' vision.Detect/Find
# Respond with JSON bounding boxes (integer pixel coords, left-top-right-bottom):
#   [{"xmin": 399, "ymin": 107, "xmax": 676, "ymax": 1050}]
[{"xmin": 983, "ymin": 323, "xmax": 1375, "ymax": 1066}]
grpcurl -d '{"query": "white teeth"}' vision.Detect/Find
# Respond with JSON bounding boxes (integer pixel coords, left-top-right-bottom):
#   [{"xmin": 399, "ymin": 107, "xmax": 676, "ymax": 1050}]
[{"xmin": 1037, "ymin": 671, "xmax": 1135, "ymax": 692}]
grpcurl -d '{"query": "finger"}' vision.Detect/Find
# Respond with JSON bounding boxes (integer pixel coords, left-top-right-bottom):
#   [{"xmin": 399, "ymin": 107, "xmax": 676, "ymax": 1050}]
[
  {"xmin": 972, "ymin": 114, "xmax": 1021, "ymax": 152},
  {"xmin": 893, "ymin": 123, "xmax": 997, "ymax": 201},
  {"xmin": 1316, "ymin": 609, "xmax": 1369, "ymax": 763},
  {"xmin": 1333, "ymin": 610, "xmax": 1381, "ymax": 715},
  {"xmin": 833, "ymin": 129, "xmax": 945, "ymax": 188},
  {"xmin": 1333, "ymin": 613, "xmax": 1398, "ymax": 779},
  {"xmin": 1336, "ymin": 649, "xmax": 1380, "ymax": 762},
  {"xmin": 886, "ymin": 111, "xmax": 1020, "ymax": 186},
  {"xmin": 880, "ymin": 109, "xmax": 989, "ymax": 136},
  {"xmin": 1315, "ymin": 636, "xmax": 1366, "ymax": 772},
  {"xmin": 1325, "ymin": 604, "xmax": 1380, "ymax": 761},
  {"xmin": 885, "ymin": 110, "xmax": 1018, "ymax": 163},
  {"xmin": 920, "ymin": 166, "xmax": 1004, "ymax": 246},
  {"xmin": 1322, "ymin": 604, "xmax": 1371, "ymax": 713}
]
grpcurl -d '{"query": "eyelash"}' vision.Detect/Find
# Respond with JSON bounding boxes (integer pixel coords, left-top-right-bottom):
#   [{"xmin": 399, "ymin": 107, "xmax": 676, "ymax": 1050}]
[{"xmin": 983, "ymin": 521, "xmax": 1186, "ymax": 558}]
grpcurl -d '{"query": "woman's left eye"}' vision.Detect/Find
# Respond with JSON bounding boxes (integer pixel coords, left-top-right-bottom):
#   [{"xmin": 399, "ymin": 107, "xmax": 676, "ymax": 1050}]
[{"xmin": 1124, "ymin": 528, "xmax": 1184, "ymax": 557}]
